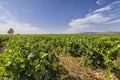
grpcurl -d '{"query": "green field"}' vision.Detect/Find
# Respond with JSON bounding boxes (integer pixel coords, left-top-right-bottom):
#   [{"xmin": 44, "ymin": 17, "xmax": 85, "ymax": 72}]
[{"xmin": 0, "ymin": 34, "xmax": 120, "ymax": 80}]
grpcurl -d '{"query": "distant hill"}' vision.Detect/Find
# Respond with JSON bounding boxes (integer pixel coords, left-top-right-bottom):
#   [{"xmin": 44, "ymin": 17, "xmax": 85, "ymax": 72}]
[{"xmin": 81, "ymin": 31, "xmax": 120, "ymax": 34}]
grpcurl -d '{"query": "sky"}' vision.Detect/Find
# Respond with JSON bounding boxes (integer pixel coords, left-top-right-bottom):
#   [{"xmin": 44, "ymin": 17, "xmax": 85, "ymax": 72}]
[{"xmin": 0, "ymin": 0, "xmax": 120, "ymax": 34}]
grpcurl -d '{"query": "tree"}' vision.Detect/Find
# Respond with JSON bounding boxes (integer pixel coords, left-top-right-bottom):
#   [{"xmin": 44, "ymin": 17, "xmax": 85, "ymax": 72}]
[{"xmin": 7, "ymin": 28, "xmax": 14, "ymax": 34}]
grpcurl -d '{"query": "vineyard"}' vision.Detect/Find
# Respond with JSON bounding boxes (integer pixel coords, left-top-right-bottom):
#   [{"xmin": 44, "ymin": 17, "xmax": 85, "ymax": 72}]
[{"xmin": 0, "ymin": 34, "xmax": 120, "ymax": 80}]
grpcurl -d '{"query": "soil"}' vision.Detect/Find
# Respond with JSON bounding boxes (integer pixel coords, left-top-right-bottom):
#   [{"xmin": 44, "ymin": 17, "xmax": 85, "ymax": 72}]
[
  {"xmin": 58, "ymin": 54, "xmax": 118, "ymax": 80},
  {"xmin": 0, "ymin": 43, "xmax": 6, "ymax": 54},
  {"xmin": 58, "ymin": 54, "xmax": 82, "ymax": 80}
]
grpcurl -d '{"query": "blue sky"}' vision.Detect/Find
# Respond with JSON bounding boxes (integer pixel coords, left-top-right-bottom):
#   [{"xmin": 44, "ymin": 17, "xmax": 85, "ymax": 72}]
[{"xmin": 0, "ymin": 0, "xmax": 120, "ymax": 34}]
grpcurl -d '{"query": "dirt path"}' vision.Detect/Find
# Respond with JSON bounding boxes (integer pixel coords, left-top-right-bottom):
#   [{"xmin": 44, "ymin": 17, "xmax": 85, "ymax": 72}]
[
  {"xmin": 0, "ymin": 43, "xmax": 6, "ymax": 54},
  {"xmin": 58, "ymin": 54, "xmax": 111, "ymax": 80},
  {"xmin": 58, "ymin": 54, "xmax": 82, "ymax": 80}
]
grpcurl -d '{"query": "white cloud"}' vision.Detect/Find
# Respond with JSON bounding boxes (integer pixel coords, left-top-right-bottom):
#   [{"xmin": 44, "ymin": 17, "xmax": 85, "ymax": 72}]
[
  {"xmin": 65, "ymin": 25, "xmax": 90, "ymax": 33},
  {"xmin": 66, "ymin": 0, "xmax": 120, "ymax": 33},
  {"xmin": 93, "ymin": 5, "xmax": 111, "ymax": 13},
  {"xmin": 106, "ymin": 20, "xmax": 120, "ymax": 24},
  {"xmin": 67, "ymin": 13, "xmax": 110, "ymax": 33},
  {"xmin": 96, "ymin": 0, "xmax": 105, "ymax": 5},
  {"xmin": 0, "ymin": 2, "xmax": 44, "ymax": 34},
  {"xmin": 0, "ymin": 21, "xmax": 44, "ymax": 34},
  {"xmin": 96, "ymin": 0, "xmax": 111, "ymax": 6}
]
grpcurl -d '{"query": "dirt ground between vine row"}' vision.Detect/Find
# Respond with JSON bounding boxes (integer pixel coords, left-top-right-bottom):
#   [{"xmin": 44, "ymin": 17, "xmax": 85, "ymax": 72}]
[
  {"xmin": 0, "ymin": 43, "xmax": 6, "ymax": 54},
  {"xmin": 58, "ymin": 54, "xmax": 117, "ymax": 80}
]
